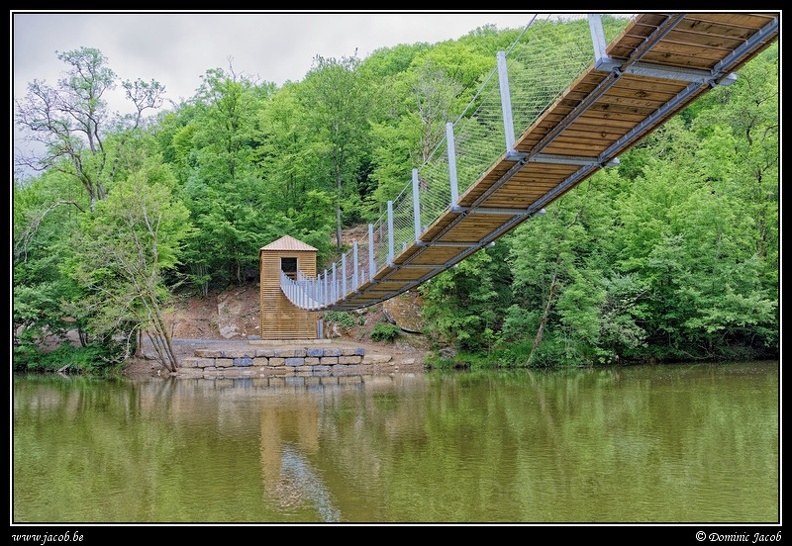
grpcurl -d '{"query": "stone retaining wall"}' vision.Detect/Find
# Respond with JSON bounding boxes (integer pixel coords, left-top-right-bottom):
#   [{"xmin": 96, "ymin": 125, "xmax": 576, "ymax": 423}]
[{"xmin": 177, "ymin": 346, "xmax": 383, "ymax": 379}]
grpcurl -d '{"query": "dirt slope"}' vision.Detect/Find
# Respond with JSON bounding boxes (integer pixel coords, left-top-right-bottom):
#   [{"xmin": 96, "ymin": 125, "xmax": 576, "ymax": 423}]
[
  {"xmin": 124, "ymin": 284, "xmax": 432, "ymax": 377},
  {"xmin": 161, "ymin": 283, "xmax": 427, "ymax": 343}
]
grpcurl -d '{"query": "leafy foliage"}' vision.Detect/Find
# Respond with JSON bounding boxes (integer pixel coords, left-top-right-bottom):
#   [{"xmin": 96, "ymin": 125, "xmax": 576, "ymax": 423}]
[
  {"xmin": 370, "ymin": 322, "xmax": 402, "ymax": 343},
  {"xmin": 13, "ymin": 22, "xmax": 778, "ymax": 373},
  {"xmin": 420, "ymin": 245, "xmax": 512, "ymax": 354},
  {"xmin": 324, "ymin": 311, "xmax": 357, "ymax": 329},
  {"xmin": 71, "ymin": 159, "xmax": 192, "ymax": 371}
]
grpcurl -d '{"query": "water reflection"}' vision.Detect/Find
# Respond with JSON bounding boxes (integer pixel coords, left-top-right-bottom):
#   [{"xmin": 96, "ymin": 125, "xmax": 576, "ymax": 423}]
[
  {"xmin": 277, "ymin": 446, "xmax": 340, "ymax": 522},
  {"xmin": 258, "ymin": 391, "xmax": 339, "ymax": 521},
  {"xmin": 13, "ymin": 363, "xmax": 779, "ymax": 523}
]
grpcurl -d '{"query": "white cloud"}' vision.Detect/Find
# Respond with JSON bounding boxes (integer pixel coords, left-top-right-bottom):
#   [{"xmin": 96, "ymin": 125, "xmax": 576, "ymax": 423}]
[
  {"xmin": 12, "ymin": 10, "xmax": 614, "ymax": 175},
  {"xmin": 13, "ymin": 11, "xmax": 552, "ymax": 109}
]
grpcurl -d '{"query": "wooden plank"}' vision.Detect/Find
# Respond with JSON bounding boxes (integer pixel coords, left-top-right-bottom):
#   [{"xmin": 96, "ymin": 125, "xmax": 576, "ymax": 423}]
[
  {"xmin": 365, "ymin": 280, "xmax": 413, "ymax": 291},
  {"xmin": 438, "ymin": 215, "xmax": 517, "ymax": 243},
  {"xmin": 380, "ymin": 270, "xmax": 436, "ymax": 283},
  {"xmin": 403, "ymin": 246, "xmax": 465, "ymax": 266},
  {"xmin": 317, "ymin": 13, "xmax": 778, "ymax": 312}
]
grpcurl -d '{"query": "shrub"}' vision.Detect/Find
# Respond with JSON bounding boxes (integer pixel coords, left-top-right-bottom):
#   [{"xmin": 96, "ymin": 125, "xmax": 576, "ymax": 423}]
[
  {"xmin": 324, "ymin": 311, "xmax": 356, "ymax": 329},
  {"xmin": 370, "ymin": 322, "xmax": 401, "ymax": 343},
  {"xmin": 13, "ymin": 341, "xmax": 126, "ymax": 375}
]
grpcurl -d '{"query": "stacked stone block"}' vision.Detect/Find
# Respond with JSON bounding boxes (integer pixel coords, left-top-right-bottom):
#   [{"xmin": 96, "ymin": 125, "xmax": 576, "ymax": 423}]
[{"xmin": 177, "ymin": 346, "xmax": 374, "ymax": 379}]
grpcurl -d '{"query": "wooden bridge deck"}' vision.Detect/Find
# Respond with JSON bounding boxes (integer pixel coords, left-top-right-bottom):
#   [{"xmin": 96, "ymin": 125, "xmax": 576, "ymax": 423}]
[{"xmin": 318, "ymin": 13, "xmax": 779, "ymax": 311}]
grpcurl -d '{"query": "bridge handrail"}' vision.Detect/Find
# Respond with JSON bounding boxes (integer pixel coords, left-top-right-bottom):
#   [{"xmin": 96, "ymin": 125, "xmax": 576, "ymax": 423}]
[{"xmin": 283, "ymin": 14, "xmax": 637, "ymax": 310}]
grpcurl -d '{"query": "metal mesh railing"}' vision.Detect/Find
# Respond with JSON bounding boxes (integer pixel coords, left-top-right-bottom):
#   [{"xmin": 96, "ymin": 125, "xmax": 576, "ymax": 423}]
[
  {"xmin": 417, "ymin": 152, "xmax": 452, "ymax": 231},
  {"xmin": 507, "ymin": 15, "xmax": 595, "ymax": 136},
  {"xmin": 390, "ymin": 185, "xmax": 416, "ymax": 255},
  {"xmin": 285, "ymin": 14, "xmax": 634, "ymax": 309}
]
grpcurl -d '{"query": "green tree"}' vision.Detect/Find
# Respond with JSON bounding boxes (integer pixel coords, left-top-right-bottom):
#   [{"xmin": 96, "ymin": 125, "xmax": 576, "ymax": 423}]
[
  {"xmin": 73, "ymin": 160, "xmax": 191, "ymax": 372},
  {"xmin": 505, "ymin": 192, "xmax": 604, "ymax": 366},
  {"xmin": 252, "ymin": 83, "xmax": 336, "ymax": 261},
  {"xmin": 176, "ymin": 65, "xmax": 275, "ymax": 289},
  {"xmin": 13, "ymin": 47, "xmax": 168, "ymax": 369},
  {"xmin": 502, "ymin": 167, "xmax": 649, "ymax": 367},
  {"xmin": 14, "ymin": 46, "xmax": 165, "ymax": 211},
  {"xmin": 690, "ymin": 43, "xmax": 778, "ymax": 279},
  {"xmin": 301, "ymin": 54, "xmax": 372, "ymax": 250},
  {"xmin": 613, "ymin": 148, "xmax": 777, "ymax": 360},
  {"xmin": 13, "ymin": 170, "xmax": 85, "ymax": 366},
  {"xmin": 421, "ymin": 243, "xmax": 512, "ymax": 355},
  {"xmin": 254, "ymin": 84, "xmax": 314, "ymax": 212}
]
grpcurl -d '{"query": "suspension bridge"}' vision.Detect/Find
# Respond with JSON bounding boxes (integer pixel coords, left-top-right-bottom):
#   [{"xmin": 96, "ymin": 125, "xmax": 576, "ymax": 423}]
[{"xmin": 280, "ymin": 12, "xmax": 779, "ymax": 312}]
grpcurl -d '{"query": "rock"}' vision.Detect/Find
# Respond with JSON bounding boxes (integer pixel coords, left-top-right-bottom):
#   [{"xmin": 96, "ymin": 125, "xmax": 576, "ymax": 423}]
[
  {"xmin": 362, "ymin": 354, "xmax": 392, "ymax": 364},
  {"xmin": 382, "ymin": 291, "xmax": 425, "ymax": 334}
]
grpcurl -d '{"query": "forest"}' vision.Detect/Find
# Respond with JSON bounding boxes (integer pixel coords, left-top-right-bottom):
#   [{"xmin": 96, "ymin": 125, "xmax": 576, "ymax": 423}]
[{"xmin": 13, "ymin": 16, "xmax": 779, "ymax": 373}]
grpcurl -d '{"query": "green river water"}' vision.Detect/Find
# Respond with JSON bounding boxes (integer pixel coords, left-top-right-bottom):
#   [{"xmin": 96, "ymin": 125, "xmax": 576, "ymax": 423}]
[{"xmin": 12, "ymin": 361, "xmax": 779, "ymax": 527}]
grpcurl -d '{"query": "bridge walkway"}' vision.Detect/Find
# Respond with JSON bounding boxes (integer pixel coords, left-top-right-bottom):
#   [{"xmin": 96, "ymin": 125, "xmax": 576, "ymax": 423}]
[{"xmin": 279, "ymin": 12, "xmax": 778, "ymax": 312}]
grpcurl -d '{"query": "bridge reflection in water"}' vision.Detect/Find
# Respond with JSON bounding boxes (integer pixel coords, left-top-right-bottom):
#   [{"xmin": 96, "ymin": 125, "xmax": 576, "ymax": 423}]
[
  {"xmin": 257, "ymin": 375, "xmax": 407, "ymax": 521},
  {"xmin": 279, "ymin": 12, "xmax": 778, "ymax": 312},
  {"xmin": 260, "ymin": 395, "xmax": 341, "ymax": 522}
]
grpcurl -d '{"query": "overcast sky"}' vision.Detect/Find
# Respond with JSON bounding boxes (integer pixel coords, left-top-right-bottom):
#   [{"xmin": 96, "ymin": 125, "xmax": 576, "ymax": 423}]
[{"xmin": 12, "ymin": 11, "xmax": 573, "ymax": 112}]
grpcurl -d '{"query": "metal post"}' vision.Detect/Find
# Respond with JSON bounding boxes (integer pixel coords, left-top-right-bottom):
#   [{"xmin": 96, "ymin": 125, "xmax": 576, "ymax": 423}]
[
  {"xmin": 446, "ymin": 122, "xmax": 459, "ymax": 207},
  {"xmin": 353, "ymin": 241, "xmax": 359, "ymax": 290},
  {"xmin": 323, "ymin": 269, "xmax": 328, "ymax": 307},
  {"xmin": 412, "ymin": 168, "xmax": 422, "ymax": 243},
  {"xmin": 341, "ymin": 253, "xmax": 347, "ymax": 299},
  {"xmin": 387, "ymin": 200, "xmax": 395, "ymax": 265},
  {"xmin": 588, "ymin": 14, "xmax": 608, "ymax": 65},
  {"xmin": 497, "ymin": 51, "xmax": 516, "ymax": 156},
  {"xmin": 368, "ymin": 223, "xmax": 375, "ymax": 280},
  {"xmin": 332, "ymin": 262, "xmax": 337, "ymax": 302}
]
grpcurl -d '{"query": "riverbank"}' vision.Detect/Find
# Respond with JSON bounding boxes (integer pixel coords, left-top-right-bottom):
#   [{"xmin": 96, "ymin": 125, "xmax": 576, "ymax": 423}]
[
  {"xmin": 120, "ymin": 284, "xmax": 432, "ymax": 378},
  {"xmin": 123, "ymin": 337, "xmax": 431, "ymax": 378}
]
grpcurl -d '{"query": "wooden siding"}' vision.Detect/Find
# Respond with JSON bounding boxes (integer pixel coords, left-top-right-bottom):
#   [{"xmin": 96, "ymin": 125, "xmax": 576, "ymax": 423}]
[{"xmin": 260, "ymin": 249, "xmax": 318, "ymax": 339}]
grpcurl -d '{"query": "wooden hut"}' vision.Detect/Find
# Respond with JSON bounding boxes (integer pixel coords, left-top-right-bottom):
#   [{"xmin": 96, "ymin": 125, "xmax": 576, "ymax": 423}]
[{"xmin": 259, "ymin": 235, "xmax": 319, "ymax": 340}]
